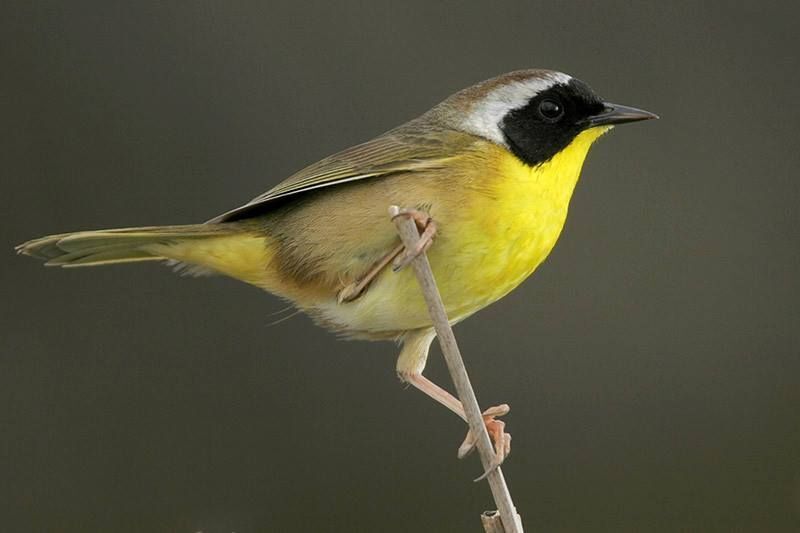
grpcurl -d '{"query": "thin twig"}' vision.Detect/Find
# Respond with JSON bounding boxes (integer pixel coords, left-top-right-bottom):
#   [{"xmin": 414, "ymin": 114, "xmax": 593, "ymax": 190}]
[{"xmin": 390, "ymin": 206, "xmax": 524, "ymax": 533}]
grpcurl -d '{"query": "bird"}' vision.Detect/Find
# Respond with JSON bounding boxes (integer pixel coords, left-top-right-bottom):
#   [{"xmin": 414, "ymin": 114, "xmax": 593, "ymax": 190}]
[{"xmin": 16, "ymin": 69, "xmax": 657, "ymax": 467}]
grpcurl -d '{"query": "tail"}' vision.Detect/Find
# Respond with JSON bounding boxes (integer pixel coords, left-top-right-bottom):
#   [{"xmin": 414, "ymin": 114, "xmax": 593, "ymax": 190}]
[{"xmin": 15, "ymin": 223, "xmax": 271, "ymax": 284}]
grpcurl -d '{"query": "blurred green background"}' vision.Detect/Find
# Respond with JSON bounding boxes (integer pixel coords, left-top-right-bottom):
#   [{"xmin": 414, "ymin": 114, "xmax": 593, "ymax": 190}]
[{"xmin": 2, "ymin": 2, "xmax": 798, "ymax": 531}]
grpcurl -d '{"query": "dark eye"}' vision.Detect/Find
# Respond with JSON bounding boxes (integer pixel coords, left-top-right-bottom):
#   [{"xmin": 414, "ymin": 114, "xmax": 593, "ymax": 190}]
[{"xmin": 538, "ymin": 99, "xmax": 563, "ymax": 121}]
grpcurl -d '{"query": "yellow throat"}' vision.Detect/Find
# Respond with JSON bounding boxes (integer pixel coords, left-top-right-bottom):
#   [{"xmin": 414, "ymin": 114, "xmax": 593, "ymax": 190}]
[{"xmin": 436, "ymin": 125, "xmax": 612, "ymax": 319}]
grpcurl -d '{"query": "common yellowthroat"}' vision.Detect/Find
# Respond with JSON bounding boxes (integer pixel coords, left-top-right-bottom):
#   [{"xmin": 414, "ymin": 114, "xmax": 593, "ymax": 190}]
[{"xmin": 17, "ymin": 69, "xmax": 656, "ymax": 463}]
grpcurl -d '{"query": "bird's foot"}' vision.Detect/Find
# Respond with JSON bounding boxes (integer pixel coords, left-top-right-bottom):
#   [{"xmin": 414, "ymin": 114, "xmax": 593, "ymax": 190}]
[
  {"xmin": 457, "ymin": 404, "xmax": 512, "ymax": 479},
  {"xmin": 390, "ymin": 208, "xmax": 437, "ymax": 271}
]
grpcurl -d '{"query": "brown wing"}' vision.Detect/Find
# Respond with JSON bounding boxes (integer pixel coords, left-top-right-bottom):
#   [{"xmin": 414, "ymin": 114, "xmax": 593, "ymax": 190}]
[{"xmin": 208, "ymin": 123, "xmax": 462, "ymax": 223}]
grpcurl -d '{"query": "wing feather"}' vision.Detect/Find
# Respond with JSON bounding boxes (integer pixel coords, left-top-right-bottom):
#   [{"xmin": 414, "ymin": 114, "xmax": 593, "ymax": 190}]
[{"xmin": 208, "ymin": 125, "xmax": 468, "ymax": 223}]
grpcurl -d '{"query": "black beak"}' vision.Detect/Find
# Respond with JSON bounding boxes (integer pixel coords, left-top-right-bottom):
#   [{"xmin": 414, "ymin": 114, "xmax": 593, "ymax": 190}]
[{"xmin": 585, "ymin": 103, "xmax": 659, "ymax": 128}]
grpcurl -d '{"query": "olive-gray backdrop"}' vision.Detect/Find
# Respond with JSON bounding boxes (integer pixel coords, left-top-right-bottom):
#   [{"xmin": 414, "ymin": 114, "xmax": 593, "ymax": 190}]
[{"xmin": 2, "ymin": 2, "xmax": 798, "ymax": 531}]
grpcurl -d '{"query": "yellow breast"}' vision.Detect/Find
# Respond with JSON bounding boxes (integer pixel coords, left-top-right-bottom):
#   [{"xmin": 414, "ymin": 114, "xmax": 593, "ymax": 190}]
[
  {"xmin": 320, "ymin": 126, "xmax": 610, "ymax": 336},
  {"xmin": 439, "ymin": 126, "xmax": 611, "ymax": 317}
]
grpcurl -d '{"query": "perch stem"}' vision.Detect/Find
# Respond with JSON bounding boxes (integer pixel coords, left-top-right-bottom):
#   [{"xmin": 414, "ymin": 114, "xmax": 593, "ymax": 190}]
[{"xmin": 389, "ymin": 205, "xmax": 523, "ymax": 533}]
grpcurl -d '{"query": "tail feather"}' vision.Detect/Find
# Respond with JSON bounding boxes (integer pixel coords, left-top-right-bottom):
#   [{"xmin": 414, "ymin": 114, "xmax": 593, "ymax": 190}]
[
  {"xmin": 16, "ymin": 224, "xmax": 270, "ymax": 285},
  {"xmin": 16, "ymin": 225, "xmax": 225, "ymax": 266},
  {"xmin": 43, "ymin": 245, "xmax": 160, "ymax": 267}
]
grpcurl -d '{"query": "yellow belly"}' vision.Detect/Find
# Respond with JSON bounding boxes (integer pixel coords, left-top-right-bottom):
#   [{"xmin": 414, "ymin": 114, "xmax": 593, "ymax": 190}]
[{"xmin": 323, "ymin": 126, "xmax": 610, "ymax": 336}]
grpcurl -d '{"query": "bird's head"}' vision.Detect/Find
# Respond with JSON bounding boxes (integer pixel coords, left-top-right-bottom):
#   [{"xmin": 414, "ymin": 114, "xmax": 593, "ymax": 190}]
[{"xmin": 436, "ymin": 69, "xmax": 658, "ymax": 167}]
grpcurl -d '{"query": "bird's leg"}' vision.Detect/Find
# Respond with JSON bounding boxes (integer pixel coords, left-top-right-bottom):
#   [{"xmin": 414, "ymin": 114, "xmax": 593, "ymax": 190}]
[
  {"xmin": 403, "ymin": 373, "xmax": 512, "ymax": 468},
  {"xmin": 397, "ymin": 329, "xmax": 511, "ymax": 468},
  {"xmin": 338, "ymin": 208, "xmax": 436, "ymax": 303},
  {"xmin": 338, "ymin": 243, "xmax": 404, "ymax": 303}
]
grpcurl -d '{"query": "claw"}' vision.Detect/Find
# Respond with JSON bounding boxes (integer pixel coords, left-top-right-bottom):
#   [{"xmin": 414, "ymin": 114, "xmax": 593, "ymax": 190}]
[
  {"xmin": 390, "ymin": 208, "xmax": 437, "ymax": 271},
  {"xmin": 456, "ymin": 404, "xmax": 511, "ymax": 479},
  {"xmin": 399, "ymin": 373, "xmax": 512, "ymax": 483}
]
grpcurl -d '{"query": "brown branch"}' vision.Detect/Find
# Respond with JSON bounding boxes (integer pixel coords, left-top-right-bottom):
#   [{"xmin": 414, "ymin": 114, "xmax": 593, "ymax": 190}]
[{"xmin": 389, "ymin": 206, "xmax": 524, "ymax": 533}]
